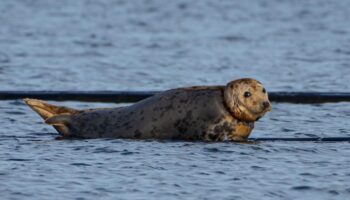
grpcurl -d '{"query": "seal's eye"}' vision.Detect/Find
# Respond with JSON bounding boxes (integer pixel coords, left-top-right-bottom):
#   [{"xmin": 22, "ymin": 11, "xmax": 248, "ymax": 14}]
[
  {"xmin": 244, "ymin": 91, "xmax": 251, "ymax": 98},
  {"xmin": 262, "ymin": 88, "xmax": 266, "ymax": 93}
]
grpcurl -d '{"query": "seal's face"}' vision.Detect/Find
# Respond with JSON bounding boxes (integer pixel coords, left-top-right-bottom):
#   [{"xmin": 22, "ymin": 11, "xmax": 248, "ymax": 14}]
[{"xmin": 224, "ymin": 78, "xmax": 271, "ymax": 122}]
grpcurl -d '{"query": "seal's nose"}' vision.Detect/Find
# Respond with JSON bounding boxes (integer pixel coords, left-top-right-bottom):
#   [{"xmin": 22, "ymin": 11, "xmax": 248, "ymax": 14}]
[{"xmin": 262, "ymin": 101, "xmax": 271, "ymax": 110}]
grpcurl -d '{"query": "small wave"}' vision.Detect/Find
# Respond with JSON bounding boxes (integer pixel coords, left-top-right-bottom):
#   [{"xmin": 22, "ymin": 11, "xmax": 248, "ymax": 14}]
[
  {"xmin": 70, "ymin": 163, "xmax": 91, "ymax": 166},
  {"xmin": 7, "ymin": 158, "xmax": 33, "ymax": 162},
  {"xmin": 291, "ymin": 186, "xmax": 313, "ymax": 190}
]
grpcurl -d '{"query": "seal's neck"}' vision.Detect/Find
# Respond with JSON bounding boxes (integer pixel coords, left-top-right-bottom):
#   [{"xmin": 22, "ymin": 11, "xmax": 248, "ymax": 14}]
[{"xmin": 221, "ymin": 88, "xmax": 238, "ymax": 119}]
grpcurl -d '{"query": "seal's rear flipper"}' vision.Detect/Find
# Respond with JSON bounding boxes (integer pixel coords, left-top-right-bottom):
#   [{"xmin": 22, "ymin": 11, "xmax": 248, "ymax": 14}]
[
  {"xmin": 24, "ymin": 98, "xmax": 78, "ymax": 119},
  {"xmin": 24, "ymin": 98, "xmax": 78, "ymax": 137},
  {"xmin": 45, "ymin": 114, "xmax": 72, "ymax": 126}
]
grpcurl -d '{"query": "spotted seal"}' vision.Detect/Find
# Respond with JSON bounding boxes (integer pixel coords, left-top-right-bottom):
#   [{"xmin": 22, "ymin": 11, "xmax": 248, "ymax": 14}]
[{"xmin": 24, "ymin": 78, "xmax": 271, "ymax": 141}]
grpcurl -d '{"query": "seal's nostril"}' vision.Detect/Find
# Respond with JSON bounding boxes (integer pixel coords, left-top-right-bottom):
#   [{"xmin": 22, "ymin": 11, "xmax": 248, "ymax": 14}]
[{"xmin": 262, "ymin": 101, "xmax": 270, "ymax": 109}]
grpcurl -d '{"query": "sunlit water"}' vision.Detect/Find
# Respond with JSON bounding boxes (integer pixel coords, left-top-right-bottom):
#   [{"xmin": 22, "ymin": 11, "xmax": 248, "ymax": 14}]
[{"xmin": 1, "ymin": 0, "xmax": 350, "ymax": 199}]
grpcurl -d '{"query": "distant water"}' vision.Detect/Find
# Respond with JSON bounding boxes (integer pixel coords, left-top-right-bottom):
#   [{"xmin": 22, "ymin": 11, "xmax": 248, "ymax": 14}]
[{"xmin": 1, "ymin": 0, "xmax": 350, "ymax": 200}]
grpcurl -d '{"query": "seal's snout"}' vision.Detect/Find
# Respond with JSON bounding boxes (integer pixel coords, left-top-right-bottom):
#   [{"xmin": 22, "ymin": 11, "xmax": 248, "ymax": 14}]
[{"xmin": 262, "ymin": 101, "xmax": 271, "ymax": 110}]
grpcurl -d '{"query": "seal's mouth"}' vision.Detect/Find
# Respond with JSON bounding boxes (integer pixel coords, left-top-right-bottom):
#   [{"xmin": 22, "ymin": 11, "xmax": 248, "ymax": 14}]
[
  {"xmin": 266, "ymin": 106, "xmax": 272, "ymax": 112},
  {"xmin": 264, "ymin": 102, "xmax": 272, "ymax": 112},
  {"xmin": 238, "ymin": 101, "xmax": 272, "ymax": 122},
  {"xmin": 234, "ymin": 104, "xmax": 259, "ymax": 122}
]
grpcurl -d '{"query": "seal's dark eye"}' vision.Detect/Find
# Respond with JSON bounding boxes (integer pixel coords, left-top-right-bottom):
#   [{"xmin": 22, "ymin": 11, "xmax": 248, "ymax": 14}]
[
  {"xmin": 262, "ymin": 88, "xmax": 266, "ymax": 93},
  {"xmin": 244, "ymin": 91, "xmax": 251, "ymax": 98}
]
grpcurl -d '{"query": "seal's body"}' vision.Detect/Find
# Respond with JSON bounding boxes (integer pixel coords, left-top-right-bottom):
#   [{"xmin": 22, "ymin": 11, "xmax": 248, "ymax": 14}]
[{"xmin": 24, "ymin": 78, "xmax": 271, "ymax": 141}]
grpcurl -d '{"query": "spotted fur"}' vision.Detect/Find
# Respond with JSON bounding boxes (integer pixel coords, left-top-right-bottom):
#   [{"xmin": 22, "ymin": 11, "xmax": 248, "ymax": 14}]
[{"xmin": 25, "ymin": 78, "xmax": 271, "ymax": 141}]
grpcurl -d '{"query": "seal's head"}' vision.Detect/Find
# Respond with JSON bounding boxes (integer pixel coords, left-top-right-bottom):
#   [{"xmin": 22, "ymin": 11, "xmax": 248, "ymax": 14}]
[{"xmin": 224, "ymin": 78, "xmax": 271, "ymax": 122}]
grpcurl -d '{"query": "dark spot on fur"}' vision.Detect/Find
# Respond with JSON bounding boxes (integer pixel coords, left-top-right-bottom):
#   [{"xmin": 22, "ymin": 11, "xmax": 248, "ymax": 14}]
[
  {"xmin": 140, "ymin": 116, "xmax": 145, "ymax": 121},
  {"xmin": 134, "ymin": 130, "xmax": 142, "ymax": 138},
  {"xmin": 223, "ymin": 122, "xmax": 234, "ymax": 133},
  {"xmin": 139, "ymin": 110, "xmax": 144, "ymax": 114},
  {"xmin": 186, "ymin": 111, "xmax": 192, "ymax": 119},
  {"xmin": 150, "ymin": 126, "xmax": 158, "ymax": 136},
  {"xmin": 201, "ymin": 131, "xmax": 206, "ymax": 137},
  {"xmin": 252, "ymin": 101, "xmax": 257, "ymax": 106},
  {"xmin": 174, "ymin": 120, "xmax": 180, "ymax": 127},
  {"xmin": 80, "ymin": 122, "xmax": 86, "ymax": 129},
  {"xmin": 208, "ymin": 134, "xmax": 218, "ymax": 141},
  {"xmin": 214, "ymin": 126, "xmax": 224, "ymax": 134},
  {"xmin": 174, "ymin": 120, "xmax": 188, "ymax": 134},
  {"xmin": 180, "ymin": 99, "xmax": 188, "ymax": 103},
  {"xmin": 163, "ymin": 104, "xmax": 173, "ymax": 111},
  {"xmin": 159, "ymin": 112, "xmax": 165, "ymax": 118}
]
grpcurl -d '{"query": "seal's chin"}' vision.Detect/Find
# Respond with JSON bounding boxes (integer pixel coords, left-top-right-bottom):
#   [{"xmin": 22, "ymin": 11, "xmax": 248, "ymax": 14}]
[
  {"xmin": 254, "ymin": 112, "xmax": 267, "ymax": 121},
  {"xmin": 265, "ymin": 105, "xmax": 272, "ymax": 112},
  {"xmin": 233, "ymin": 105, "xmax": 260, "ymax": 122},
  {"xmin": 234, "ymin": 104, "xmax": 271, "ymax": 122}
]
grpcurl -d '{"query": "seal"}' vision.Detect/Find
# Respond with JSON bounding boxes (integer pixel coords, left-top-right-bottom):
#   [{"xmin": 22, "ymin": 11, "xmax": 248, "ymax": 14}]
[{"xmin": 24, "ymin": 78, "xmax": 271, "ymax": 141}]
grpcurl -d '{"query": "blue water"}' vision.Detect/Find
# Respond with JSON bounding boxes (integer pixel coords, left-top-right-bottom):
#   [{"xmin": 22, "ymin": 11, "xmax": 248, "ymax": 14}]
[{"xmin": 1, "ymin": 0, "xmax": 350, "ymax": 199}]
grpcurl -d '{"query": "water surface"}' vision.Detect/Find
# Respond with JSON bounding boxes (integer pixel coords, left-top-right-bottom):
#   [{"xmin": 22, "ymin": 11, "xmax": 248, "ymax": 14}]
[{"xmin": 1, "ymin": 0, "xmax": 350, "ymax": 199}]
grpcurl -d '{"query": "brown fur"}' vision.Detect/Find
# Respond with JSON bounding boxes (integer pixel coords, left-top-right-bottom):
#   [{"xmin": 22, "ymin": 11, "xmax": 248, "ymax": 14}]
[{"xmin": 224, "ymin": 78, "xmax": 271, "ymax": 122}]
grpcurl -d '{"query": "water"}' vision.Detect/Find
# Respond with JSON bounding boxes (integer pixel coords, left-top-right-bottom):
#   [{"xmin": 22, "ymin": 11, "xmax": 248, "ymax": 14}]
[{"xmin": 0, "ymin": 0, "xmax": 350, "ymax": 199}]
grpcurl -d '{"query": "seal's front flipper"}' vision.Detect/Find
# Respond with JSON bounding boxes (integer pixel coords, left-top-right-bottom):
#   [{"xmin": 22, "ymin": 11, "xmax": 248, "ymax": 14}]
[{"xmin": 24, "ymin": 98, "xmax": 78, "ymax": 138}]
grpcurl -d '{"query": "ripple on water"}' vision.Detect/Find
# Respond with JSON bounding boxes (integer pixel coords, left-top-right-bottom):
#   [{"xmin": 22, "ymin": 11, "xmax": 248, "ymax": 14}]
[{"xmin": 1, "ymin": 0, "xmax": 350, "ymax": 199}]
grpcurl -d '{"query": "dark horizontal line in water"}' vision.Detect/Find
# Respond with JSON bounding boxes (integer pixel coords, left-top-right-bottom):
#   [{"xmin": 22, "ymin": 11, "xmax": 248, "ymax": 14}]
[
  {"xmin": 2, "ymin": 134, "xmax": 350, "ymax": 142},
  {"xmin": 1, "ymin": 91, "xmax": 350, "ymax": 104},
  {"xmin": 250, "ymin": 137, "xmax": 350, "ymax": 142},
  {"xmin": 7, "ymin": 158, "xmax": 34, "ymax": 162}
]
